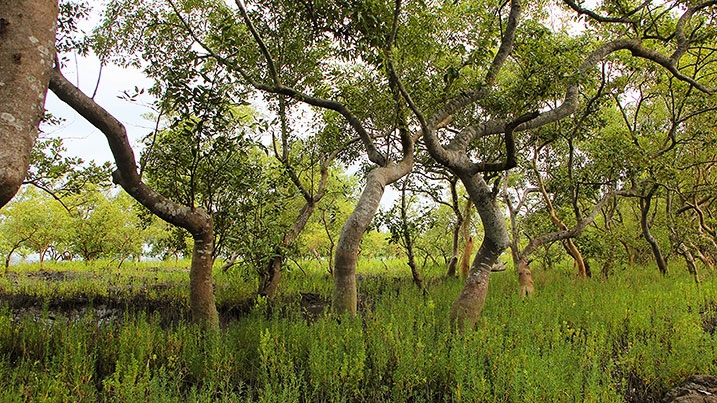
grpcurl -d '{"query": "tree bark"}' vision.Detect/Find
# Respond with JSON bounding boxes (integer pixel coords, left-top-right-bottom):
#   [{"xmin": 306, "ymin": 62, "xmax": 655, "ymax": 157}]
[
  {"xmin": 459, "ymin": 236, "xmax": 474, "ymax": 278},
  {"xmin": 258, "ymin": 96, "xmax": 334, "ymax": 299},
  {"xmin": 190, "ymin": 227, "xmax": 218, "ymax": 327},
  {"xmin": 690, "ymin": 242, "xmax": 713, "ymax": 270},
  {"xmin": 535, "ymin": 167, "xmax": 589, "ymax": 278},
  {"xmin": 517, "ymin": 259, "xmax": 534, "ymax": 297},
  {"xmin": 319, "ymin": 208, "xmax": 335, "ymax": 275},
  {"xmin": 514, "ymin": 191, "xmax": 616, "ymax": 296},
  {"xmin": 677, "ymin": 242, "xmax": 699, "ymax": 284},
  {"xmin": 333, "ymin": 162, "xmax": 412, "ymax": 315},
  {"xmin": 49, "ymin": 69, "xmax": 219, "ymax": 328},
  {"xmin": 458, "ymin": 198, "xmax": 473, "ymax": 278},
  {"xmin": 0, "ymin": 0, "xmax": 57, "ymax": 207}
]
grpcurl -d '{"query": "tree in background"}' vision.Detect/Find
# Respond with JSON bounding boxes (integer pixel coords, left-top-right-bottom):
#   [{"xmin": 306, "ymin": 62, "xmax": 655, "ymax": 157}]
[{"xmin": 0, "ymin": 188, "xmax": 70, "ymax": 269}]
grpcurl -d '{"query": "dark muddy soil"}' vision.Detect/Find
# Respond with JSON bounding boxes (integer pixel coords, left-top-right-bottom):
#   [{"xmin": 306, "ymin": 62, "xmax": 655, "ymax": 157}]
[{"xmin": 0, "ymin": 270, "xmax": 335, "ymax": 328}]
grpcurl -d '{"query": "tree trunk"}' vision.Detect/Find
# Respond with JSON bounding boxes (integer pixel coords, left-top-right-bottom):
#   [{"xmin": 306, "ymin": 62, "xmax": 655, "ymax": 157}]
[
  {"xmin": 320, "ymin": 208, "xmax": 335, "ymax": 275},
  {"xmin": 333, "ymin": 163, "xmax": 411, "ymax": 315},
  {"xmin": 517, "ymin": 258, "xmax": 534, "ymax": 297},
  {"xmin": 446, "ymin": 255, "xmax": 459, "ymax": 277},
  {"xmin": 259, "ymin": 96, "xmax": 333, "ymax": 299},
  {"xmin": 459, "ymin": 236, "xmax": 474, "ymax": 278},
  {"xmin": 449, "ymin": 173, "xmax": 509, "ymax": 330},
  {"xmin": 458, "ymin": 198, "xmax": 474, "ymax": 278},
  {"xmin": 49, "ymin": 69, "xmax": 219, "ymax": 328},
  {"xmin": 0, "ymin": 0, "xmax": 58, "ymax": 207},
  {"xmin": 513, "ymin": 191, "xmax": 615, "ymax": 297},
  {"xmin": 691, "ymin": 243, "xmax": 713, "ymax": 270},
  {"xmin": 536, "ymin": 169, "xmax": 589, "ymax": 278},
  {"xmin": 677, "ymin": 242, "xmax": 699, "ymax": 284},
  {"xmin": 399, "ymin": 181, "xmax": 423, "ymax": 290},
  {"xmin": 190, "ymin": 228, "xmax": 218, "ymax": 328},
  {"xmin": 259, "ymin": 200, "xmax": 316, "ymax": 299},
  {"xmin": 619, "ymin": 239, "xmax": 634, "ymax": 268},
  {"xmin": 446, "ymin": 179, "xmax": 462, "ymax": 277},
  {"xmin": 640, "ymin": 189, "xmax": 668, "ymax": 275},
  {"xmin": 601, "ymin": 244, "xmax": 617, "ymax": 278},
  {"xmin": 563, "ymin": 238, "xmax": 588, "ymax": 278}
]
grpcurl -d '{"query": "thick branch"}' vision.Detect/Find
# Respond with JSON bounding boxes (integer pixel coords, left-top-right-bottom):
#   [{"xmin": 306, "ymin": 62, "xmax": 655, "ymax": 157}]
[
  {"xmin": 48, "ymin": 68, "xmax": 211, "ymax": 234},
  {"xmin": 672, "ymin": 1, "xmax": 717, "ymax": 62},
  {"xmin": 469, "ymin": 111, "xmax": 539, "ymax": 174},
  {"xmin": 562, "ymin": 0, "xmax": 645, "ymax": 24},
  {"xmin": 520, "ymin": 191, "xmax": 616, "ymax": 259},
  {"xmin": 235, "ymin": 0, "xmax": 280, "ymax": 86},
  {"xmin": 426, "ymin": 0, "xmax": 522, "ymax": 130},
  {"xmin": 254, "ymin": 83, "xmax": 387, "ymax": 166}
]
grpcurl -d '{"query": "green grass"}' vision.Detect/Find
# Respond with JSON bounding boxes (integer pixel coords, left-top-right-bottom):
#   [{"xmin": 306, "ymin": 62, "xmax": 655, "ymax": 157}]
[{"xmin": 0, "ymin": 259, "xmax": 715, "ymax": 402}]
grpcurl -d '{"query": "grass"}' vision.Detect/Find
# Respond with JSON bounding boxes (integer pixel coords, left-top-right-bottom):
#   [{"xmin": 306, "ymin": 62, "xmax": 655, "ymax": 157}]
[{"xmin": 0, "ymin": 258, "xmax": 715, "ymax": 402}]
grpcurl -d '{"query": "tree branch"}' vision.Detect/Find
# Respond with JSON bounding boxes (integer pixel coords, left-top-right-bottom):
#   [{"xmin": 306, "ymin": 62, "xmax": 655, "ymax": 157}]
[
  {"xmin": 48, "ymin": 67, "xmax": 212, "ymax": 234},
  {"xmin": 468, "ymin": 111, "xmax": 539, "ymax": 174}
]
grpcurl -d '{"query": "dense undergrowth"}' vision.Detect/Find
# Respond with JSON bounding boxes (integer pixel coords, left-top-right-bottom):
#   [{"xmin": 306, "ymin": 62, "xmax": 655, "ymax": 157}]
[{"xmin": 0, "ymin": 259, "xmax": 715, "ymax": 402}]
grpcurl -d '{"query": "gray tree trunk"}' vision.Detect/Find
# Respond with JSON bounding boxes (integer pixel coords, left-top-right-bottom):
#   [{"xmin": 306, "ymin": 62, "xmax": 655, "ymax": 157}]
[
  {"xmin": 333, "ymin": 162, "xmax": 412, "ymax": 315},
  {"xmin": 640, "ymin": 187, "xmax": 669, "ymax": 275},
  {"xmin": 0, "ymin": 0, "xmax": 58, "ymax": 207},
  {"xmin": 449, "ymin": 172, "xmax": 510, "ymax": 330},
  {"xmin": 259, "ymin": 199, "xmax": 317, "ymax": 299}
]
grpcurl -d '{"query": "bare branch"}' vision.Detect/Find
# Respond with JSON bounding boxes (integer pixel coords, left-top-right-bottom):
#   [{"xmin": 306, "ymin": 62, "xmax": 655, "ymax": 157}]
[
  {"xmin": 562, "ymin": 0, "xmax": 645, "ymax": 24},
  {"xmin": 468, "ymin": 111, "xmax": 539, "ymax": 174},
  {"xmin": 520, "ymin": 190, "xmax": 617, "ymax": 258}
]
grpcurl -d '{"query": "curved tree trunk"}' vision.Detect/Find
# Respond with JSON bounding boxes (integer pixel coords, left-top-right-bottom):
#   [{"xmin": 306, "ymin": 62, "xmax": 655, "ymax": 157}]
[
  {"xmin": 258, "ymin": 96, "xmax": 335, "ymax": 299},
  {"xmin": 0, "ymin": 0, "xmax": 58, "ymax": 207},
  {"xmin": 563, "ymin": 238, "xmax": 588, "ymax": 278},
  {"xmin": 514, "ymin": 191, "xmax": 616, "ymax": 297},
  {"xmin": 535, "ymin": 168, "xmax": 589, "ymax": 278},
  {"xmin": 333, "ymin": 163, "xmax": 412, "ymax": 316},
  {"xmin": 690, "ymin": 243, "xmax": 713, "ymax": 270},
  {"xmin": 449, "ymin": 172, "xmax": 510, "ymax": 330},
  {"xmin": 677, "ymin": 242, "xmax": 699, "ymax": 284},
  {"xmin": 640, "ymin": 188, "xmax": 668, "ymax": 275},
  {"xmin": 49, "ymin": 69, "xmax": 218, "ymax": 328}
]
